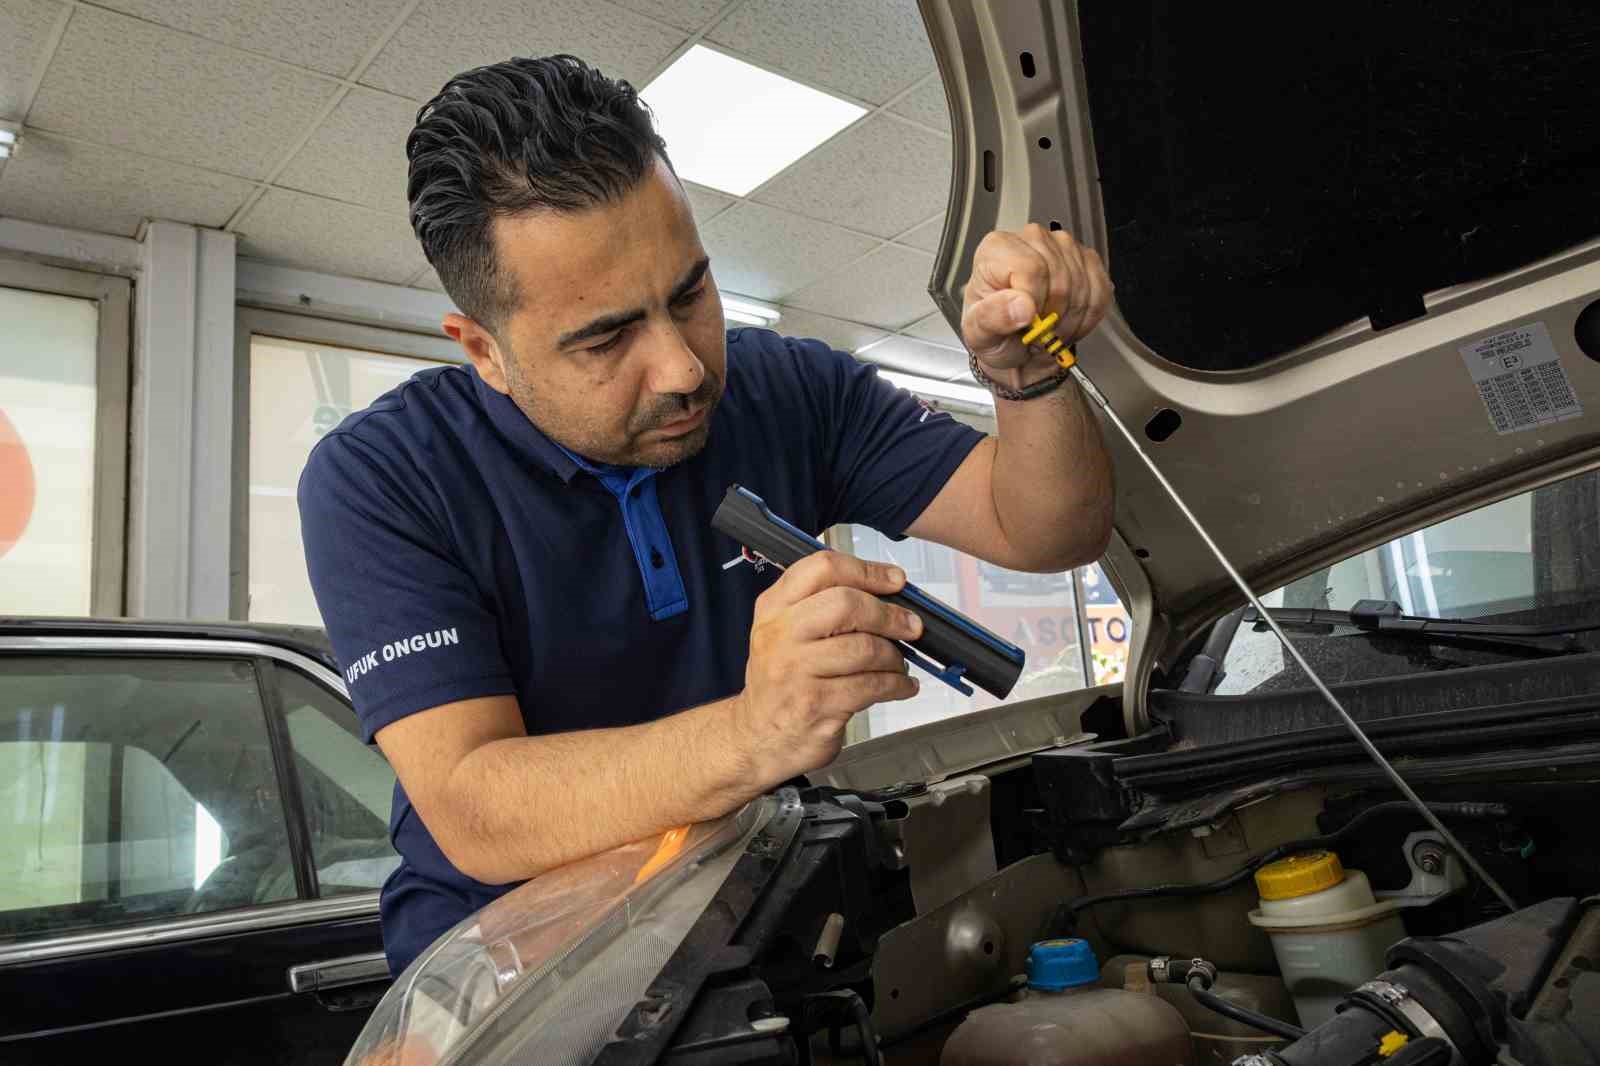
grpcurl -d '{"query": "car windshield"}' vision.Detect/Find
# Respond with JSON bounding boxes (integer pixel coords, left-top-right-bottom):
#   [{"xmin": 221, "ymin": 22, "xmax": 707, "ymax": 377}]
[{"xmin": 1217, "ymin": 467, "xmax": 1600, "ymax": 695}]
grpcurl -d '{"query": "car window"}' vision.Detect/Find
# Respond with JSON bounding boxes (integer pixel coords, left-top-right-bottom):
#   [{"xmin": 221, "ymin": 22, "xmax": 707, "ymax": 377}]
[
  {"xmin": 1217, "ymin": 469, "xmax": 1600, "ymax": 695},
  {"xmin": 275, "ymin": 668, "xmax": 400, "ymax": 897},
  {"xmin": 841, "ymin": 528, "xmax": 1131, "ymax": 741},
  {"xmin": 1078, "ymin": 563, "xmax": 1133, "ymax": 686},
  {"xmin": 0, "ymin": 657, "xmax": 296, "ymax": 943}
]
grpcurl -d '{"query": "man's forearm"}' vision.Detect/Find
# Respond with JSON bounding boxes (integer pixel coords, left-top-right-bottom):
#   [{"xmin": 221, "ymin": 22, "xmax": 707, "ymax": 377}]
[
  {"xmin": 439, "ymin": 697, "xmax": 764, "ymax": 885},
  {"xmin": 990, "ymin": 371, "xmax": 1114, "ymax": 571}
]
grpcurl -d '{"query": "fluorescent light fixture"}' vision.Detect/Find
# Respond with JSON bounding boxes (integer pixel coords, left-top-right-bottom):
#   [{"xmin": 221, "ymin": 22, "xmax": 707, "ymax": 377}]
[
  {"xmin": 876, "ymin": 368, "xmax": 994, "ymax": 409},
  {"xmin": 0, "ymin": 123, "xmax": 17, "ymax": 160},
  {"xmin": 643, "ymin": 46, "xmax": 865, "ymax": 196},
  {"xmin": 720, "ymin": 293, "xmax": 781, "ymax": 327},
  {"xmin": 722, "ymin": 308, "xmax": 770, "ymax": 327}
]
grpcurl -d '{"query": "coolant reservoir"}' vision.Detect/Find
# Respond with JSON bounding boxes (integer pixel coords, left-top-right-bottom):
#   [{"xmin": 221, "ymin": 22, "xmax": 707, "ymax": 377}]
[
  {"xmin": 940, "ymin": 939, "xmax": 1195, "ymax": 1066},
  {"xmin": 1248, "ymin": 850, "xmax": 1407, "ymax": 1029}
]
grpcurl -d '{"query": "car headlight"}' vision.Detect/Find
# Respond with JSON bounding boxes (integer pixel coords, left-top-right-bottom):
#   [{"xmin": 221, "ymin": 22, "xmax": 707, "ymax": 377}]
[{"xmin": 345, "ymin": 797, "xmax": 778, "ymax": 1066}]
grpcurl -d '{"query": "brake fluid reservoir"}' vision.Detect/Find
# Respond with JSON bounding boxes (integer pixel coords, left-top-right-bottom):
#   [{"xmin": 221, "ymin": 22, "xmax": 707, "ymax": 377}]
[
  {"xmin": 940, "ymin": 939, "xmax": 1194, "ymax": 1066},
  {"xmin": 1248, "ymin": 851, "xmax": 1406, "ymax": 1029}
]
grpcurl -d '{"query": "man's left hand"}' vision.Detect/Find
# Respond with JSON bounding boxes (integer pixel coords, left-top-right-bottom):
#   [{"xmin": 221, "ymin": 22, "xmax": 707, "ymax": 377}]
[{"xmin": 960, "ymin": 223, "xmax": 1113, "ymax": 374}]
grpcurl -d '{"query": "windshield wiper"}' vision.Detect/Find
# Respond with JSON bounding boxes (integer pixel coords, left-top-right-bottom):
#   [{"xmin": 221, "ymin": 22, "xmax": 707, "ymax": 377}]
[{"xmin": 1243, "ymin": 598, "xmax": 1590, "ymax": 656}]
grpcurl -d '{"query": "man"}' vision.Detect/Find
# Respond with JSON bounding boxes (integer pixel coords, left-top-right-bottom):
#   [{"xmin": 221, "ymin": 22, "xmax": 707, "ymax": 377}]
[{"xmin": 300, "ymin": 54, "xmax": 1113, "ymax": 976}]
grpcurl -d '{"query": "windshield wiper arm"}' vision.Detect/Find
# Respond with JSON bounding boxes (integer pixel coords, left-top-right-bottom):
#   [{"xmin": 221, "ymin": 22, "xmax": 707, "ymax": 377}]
[{"xmin": 1243, "ymin": 599, "xmax": 1585, "ymax": 655}]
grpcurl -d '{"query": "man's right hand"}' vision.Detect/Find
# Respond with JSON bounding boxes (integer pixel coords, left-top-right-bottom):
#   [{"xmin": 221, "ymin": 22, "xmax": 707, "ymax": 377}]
[{"xmin": 731, "ymin": 551, "xmax": 924, "ymax": 783}]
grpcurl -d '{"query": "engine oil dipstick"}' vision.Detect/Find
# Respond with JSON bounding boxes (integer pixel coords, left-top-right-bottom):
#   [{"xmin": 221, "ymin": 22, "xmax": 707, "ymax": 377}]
[{"xmin": 1020, "ymin": 312, "xmax": 1518, "ymax": 913}]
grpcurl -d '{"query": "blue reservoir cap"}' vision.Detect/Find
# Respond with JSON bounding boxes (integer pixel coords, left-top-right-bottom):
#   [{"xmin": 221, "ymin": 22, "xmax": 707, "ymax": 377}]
[{"xmin": 1026, "ymin": 938, "xmax": 1099, "ymax": 991}]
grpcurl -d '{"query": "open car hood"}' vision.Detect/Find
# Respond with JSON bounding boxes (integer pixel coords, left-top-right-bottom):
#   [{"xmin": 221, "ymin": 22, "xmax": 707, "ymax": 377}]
[{"xmin": 920, "ymin": 0, "xmax": 1600, "ymax": 718}]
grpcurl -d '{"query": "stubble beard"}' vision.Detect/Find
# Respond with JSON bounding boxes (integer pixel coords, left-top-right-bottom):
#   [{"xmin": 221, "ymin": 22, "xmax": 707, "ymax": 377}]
[{"xmin": 507, "ymin": 361, "xmax": 723, "ymax": 469}]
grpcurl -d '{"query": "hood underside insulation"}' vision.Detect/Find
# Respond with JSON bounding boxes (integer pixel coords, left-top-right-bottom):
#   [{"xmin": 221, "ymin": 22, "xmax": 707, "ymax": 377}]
[{"xmin": 1078, "ymin": 1, "xmax": 1600, "ymax": 372}]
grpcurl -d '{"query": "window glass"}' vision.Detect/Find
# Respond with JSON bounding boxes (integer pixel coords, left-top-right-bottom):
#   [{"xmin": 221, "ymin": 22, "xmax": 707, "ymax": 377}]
[
  {"xmin": 1080, "ymin": 563, "xmax": 1133, "ymax": 686},
  {"xmin": 845, "ymin": 529, "xmax": 1119, "ymax": 741},
  {"xmin": 248, "ymin": 336, "xmax": 448, "ymax": 625},
  {"xmin": 275, "ymin": 668, "xmax": 400, "ymax": 897},
  {"xmin": 0, "ymin": 285, "xmax": 100, "ymax": 615},
  {"xmin": 1217, "ymin": 470, "xmax": 1597, "ymax": 695},
  {"xmin": 0, "ymin": 657, "xmax": 296, "ymax": 942}
]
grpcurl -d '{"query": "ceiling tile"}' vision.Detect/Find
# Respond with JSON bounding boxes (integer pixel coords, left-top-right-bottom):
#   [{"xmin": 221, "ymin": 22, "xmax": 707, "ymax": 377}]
[
  {"xmin": 897, "ymin": 213, "xmax": 945, "ymax": 252},
  {"xmin": 855, "ymin": 335, "xmax": 967, "ymax": 379},
  {"xmin": 361, "ymin": 0, "xmax": 685, "ymax": 103},
  {"xmin": 752, "ymin": 114, "xmax": 951, "ymax": 238},
  {"xmin": 88, "ymin": 0, "xmax": 407, "ymax": 77},
  {"xmin": 889, "ymin": 76, "xmax": 950, "ymax": 134},
  {"xmin": 27, "ymin": 5, "xmax": 337, "ymax": 180},
  {"xmin": 0, "ymin": 0, "xmax": 62, "ymax": 121},
  {"xmin": 682, "ymin": 179, "xmax": 734, "ymax": 224},
  {"xmin": 702, "ymin": 201, "xmax": 877, "ymax": 302},
  {"xmin": 904, "ymin": 311, "xmax": 963, "ymax": 349},
  {"xmin": 784, "ymin": 242, "xmax": 935, "ymax": 329},
  {"xmin": 277, "ymin": 87, "xmax": 416, "ymax": 215},
  {"xmin": 235, "ymin": 188, "xmax": 426, "ymax": 284},
  {"xmin": 612, "ymin": 0, "xmax": 726, "ymax": 32},
  {"xmin": 770, "ymin": 307, "xmax": 887, "ymax": 354},
  {"xmin": 0, "ymin": 132, "xmax": 255, "ymax": 236},
  {"xmin": 707, "ymin": 0, "xmax": 933, "ymax": 105},
  {"xmin": 414, "ymin": 266, "xmax": 446, "ymax": 292}
]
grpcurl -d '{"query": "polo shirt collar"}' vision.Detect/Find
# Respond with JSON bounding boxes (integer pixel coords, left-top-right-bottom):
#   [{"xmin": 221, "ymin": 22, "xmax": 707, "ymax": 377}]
[{"xmin": 467, "ymin": 364, "xmax": 586, "ymax": 484}]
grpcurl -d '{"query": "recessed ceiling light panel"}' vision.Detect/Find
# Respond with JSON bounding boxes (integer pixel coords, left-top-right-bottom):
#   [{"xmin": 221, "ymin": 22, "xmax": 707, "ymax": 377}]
[{"xmin": 642, "ymin": 46, "xmax": 865, "ymax": 196}]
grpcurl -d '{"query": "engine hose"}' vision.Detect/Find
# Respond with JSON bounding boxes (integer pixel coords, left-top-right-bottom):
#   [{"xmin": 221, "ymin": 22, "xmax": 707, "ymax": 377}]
[
  {"xmin": 807, "ymin": 989, "xmax": 881, "ymax": 1066},
  {"xmin": 1186, "ymin": 975, "xmax": 1306, "ymax": 1042},
  {"xmin": 1065, "ymin": 800, "xmax": 1509, "ymax": 916}
]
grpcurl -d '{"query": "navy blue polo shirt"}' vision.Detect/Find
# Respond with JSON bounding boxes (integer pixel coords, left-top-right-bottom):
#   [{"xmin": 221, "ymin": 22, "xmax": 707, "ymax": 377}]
[{"xmin": 298, "ymin": 328, "xmax": 983, "ymax": 974}]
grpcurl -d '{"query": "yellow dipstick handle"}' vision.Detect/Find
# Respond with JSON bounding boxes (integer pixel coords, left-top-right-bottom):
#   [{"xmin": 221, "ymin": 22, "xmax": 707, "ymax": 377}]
[
  {"xmin": 1020, "ymin": 311, "xmax": 1059, "ymax": 346},
  {"xmin": 1378, "ymin": 1031, "xmax": 1410, "ymax": 1057},
  {"xmin": 1021, "ymin": 312, "xmax": 1077, "ymax": 370}
]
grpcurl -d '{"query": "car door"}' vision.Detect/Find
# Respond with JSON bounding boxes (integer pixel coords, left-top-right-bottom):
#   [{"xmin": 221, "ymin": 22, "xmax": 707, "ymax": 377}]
[{"xmin": 0, "ymin": 637, "xmax": 397, "ymax": 1066}]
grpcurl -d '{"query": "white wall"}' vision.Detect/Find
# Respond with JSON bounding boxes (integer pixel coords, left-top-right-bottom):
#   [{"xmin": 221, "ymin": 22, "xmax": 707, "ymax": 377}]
[{"xmin": 4, "ymin": 215, "xmax": 979, "ymax": 621}]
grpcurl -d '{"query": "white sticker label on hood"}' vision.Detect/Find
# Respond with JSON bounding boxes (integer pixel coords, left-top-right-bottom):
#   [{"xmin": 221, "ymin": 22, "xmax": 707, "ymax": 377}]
[{"xmin": 1460, "ymin": 321, "xmax": 1582, "ymax": 435}]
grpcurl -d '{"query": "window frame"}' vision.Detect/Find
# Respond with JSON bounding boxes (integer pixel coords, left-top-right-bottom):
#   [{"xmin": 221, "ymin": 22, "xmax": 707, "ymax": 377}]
[
  {"xmin": 0, "ymin": 255, "xmax": 131, "ymax": 615},
  {"xmin": 231, "ymin": 307, "xmax": 462, "ymax": 621},
  {"xmin": 0, "ymin": 634, "xmax": 376, "ymax": 967},
  {"xmin": 256, "ymin": 655, "xmax": 401, "ymax": 901}
]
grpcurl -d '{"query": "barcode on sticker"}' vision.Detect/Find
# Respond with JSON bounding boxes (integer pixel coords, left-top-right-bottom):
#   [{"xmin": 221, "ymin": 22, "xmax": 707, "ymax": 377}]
[{"xmin": 1459, "ymin": 322, "xmax": 1582, "ymax": 435}]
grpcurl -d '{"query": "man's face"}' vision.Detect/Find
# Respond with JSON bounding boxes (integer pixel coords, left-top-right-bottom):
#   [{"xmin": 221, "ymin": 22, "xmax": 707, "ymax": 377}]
[{"xmin": 450, "ymin": 159, "xmax": 726, "ymax": 468}]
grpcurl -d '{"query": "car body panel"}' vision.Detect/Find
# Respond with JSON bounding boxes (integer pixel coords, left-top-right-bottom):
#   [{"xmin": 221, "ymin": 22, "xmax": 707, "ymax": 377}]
[
  {"xmin": 1, "ymin": 911, "xmax": 384, "ymax": 1066},
  {"xmin": 917, "ymin": 0, "xmax": 1600, "ymax": 729}
]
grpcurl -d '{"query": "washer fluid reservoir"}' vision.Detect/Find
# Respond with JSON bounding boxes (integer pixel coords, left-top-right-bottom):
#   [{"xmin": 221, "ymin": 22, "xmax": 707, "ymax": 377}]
[{"xmin": 940, "ymin": 939, "xmax": 1195, "ymax": 1066}]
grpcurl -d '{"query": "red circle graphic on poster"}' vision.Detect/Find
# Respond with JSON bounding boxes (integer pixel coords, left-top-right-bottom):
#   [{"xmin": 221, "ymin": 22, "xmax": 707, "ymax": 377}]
[{"xmin": 0, "ymin": 408, "xmax": 36, "ymax": 560}]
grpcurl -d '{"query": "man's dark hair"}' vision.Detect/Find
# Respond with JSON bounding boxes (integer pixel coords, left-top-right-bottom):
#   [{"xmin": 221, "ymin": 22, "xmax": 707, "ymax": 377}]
[{"xmin": 406, "ymin": 55, "xmax": 669, "ymax": 333}]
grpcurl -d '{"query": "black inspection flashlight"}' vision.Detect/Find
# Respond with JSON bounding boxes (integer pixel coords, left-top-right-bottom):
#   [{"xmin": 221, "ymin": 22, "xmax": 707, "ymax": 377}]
[{"xmin": 712, "ymin": 485, "xmax": 1025, "ymax": 699}]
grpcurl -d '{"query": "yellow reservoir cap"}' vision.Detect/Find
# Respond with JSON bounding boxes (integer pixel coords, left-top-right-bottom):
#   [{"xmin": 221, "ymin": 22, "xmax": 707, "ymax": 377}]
[{"xmin": 1255, "ymin": 850, "xmax": 1346, "ymax": 900}]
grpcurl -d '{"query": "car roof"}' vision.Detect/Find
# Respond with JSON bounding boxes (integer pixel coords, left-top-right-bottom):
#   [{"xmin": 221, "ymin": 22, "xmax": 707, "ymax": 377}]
[{"xmin": 0, "ymin": 617, "xmax": 339, "ymax": 674}]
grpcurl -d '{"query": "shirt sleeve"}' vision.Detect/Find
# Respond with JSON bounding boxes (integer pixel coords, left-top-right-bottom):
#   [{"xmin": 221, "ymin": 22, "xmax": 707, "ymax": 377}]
[
  {"xmin": 298, "ymin": 432, "xmax": 516, "ymax": 742},
  {"xmin": 782, "ymin": 335, "xmax": 986, "ymax": 537}
]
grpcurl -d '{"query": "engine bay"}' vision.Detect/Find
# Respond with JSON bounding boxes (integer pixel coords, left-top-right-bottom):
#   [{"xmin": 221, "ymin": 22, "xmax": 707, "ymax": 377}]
[{"xmin": 646, "ymin": 711, "xmax": 1600, "ymax": 1066}]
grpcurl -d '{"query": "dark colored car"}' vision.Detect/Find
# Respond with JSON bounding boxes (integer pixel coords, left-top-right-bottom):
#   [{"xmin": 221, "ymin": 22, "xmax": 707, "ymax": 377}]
[{"xmin": 0, "ymin": 619, "xmax": 397, "ymax": 1065}]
